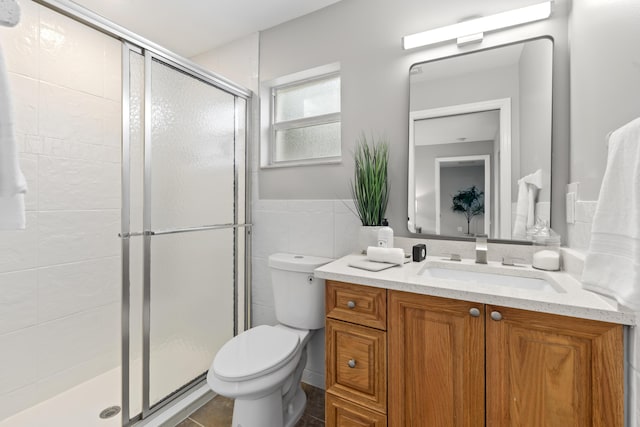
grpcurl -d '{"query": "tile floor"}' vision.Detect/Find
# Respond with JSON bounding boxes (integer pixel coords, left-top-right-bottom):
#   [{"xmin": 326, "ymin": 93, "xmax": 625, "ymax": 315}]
[{"xmin": 175, "ymin": 383, "xmax": 324, "ymax": 427}]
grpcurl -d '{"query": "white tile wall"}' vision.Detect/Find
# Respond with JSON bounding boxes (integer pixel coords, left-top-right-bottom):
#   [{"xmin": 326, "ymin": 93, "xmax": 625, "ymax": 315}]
[
  {"xmin": 568, "ymin": 199, "xmax": 598, "ymax": 251},
  {"xmin": 251, "ymin": 198, "xmax": 362, "ymax": 388},
  {"xmin": 0, "ymin": 1, "xmax": 122, "ymax": 420}
]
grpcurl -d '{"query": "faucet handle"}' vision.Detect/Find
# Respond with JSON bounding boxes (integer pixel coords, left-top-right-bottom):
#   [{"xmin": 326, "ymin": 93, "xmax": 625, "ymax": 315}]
[
  {"xmin": 502, "ymin": 256, "xmax": 525, "ymax": 266},
  {"xmin": 445, "ymin": 253, "xmax": 462, "ymax": 261}
]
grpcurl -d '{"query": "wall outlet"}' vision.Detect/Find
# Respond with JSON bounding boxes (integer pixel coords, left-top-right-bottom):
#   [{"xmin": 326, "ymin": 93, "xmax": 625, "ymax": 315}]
[
  {"xmin": 566, "ymin": 192, "xmax": 576, "ymax": 224},
  {"xmin": 457, "ymin": 226, "xmax": 463, "ymax": 232}
]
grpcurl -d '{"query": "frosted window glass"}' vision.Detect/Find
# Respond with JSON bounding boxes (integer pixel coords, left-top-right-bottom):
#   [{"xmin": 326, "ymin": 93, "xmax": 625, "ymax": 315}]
[
  {"xmin": 149, "ymin": 229, "xmax": 234, "ymax": 406},
  {"xmin": 150, "ymin": 59, "xmax": 235, "ymax": 230},
  {"xmin": 275, "ymin": 75, "xmax": 340, "ymax": 122},
  {"xmin": 275, "ymin": 122, "xmax": 341, "ymax": 162}
]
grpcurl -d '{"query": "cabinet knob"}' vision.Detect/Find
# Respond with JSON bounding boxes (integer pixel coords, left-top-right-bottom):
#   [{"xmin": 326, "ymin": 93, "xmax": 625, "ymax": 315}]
[
  {"xmin": 347, "ymin": 359, "xmax": 356, "ymax": 368},
  {"xmin": 469, "ymin": 307, "xmax": 480, "ymax": 317},
  {"xmin": 491, "ymin": 311, "xmax": 503, "ymax": 321},
  {"xmin": 347, "ymin": 300, "xmax": 356, "ymax": 309}
]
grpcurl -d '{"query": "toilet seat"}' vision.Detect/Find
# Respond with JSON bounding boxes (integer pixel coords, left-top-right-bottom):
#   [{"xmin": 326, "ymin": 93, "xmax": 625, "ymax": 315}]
[{"xmin": 213, "ymin": 325, "xmax": 300, "ymax": 382}]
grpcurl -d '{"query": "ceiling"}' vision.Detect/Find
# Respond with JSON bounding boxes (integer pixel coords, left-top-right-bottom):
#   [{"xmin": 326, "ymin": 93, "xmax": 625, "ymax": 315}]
[{"xmin": 70, "ymin": 0, "xmax": 343, "ymax": 57}]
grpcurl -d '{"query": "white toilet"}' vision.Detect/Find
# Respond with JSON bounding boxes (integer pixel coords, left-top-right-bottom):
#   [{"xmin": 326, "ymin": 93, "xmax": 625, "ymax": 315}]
[{"xmin": 207, "ymin": 253, "xmax": 333, "ymax": 427}]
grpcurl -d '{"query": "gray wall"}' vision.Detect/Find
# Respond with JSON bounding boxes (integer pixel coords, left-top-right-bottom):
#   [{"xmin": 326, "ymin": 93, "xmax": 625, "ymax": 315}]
[
  {"xmin": 569, "ymin": 0, "xmax": 640, "ymax": 200},
  {"xmin": 258, "ymin": 0, "xmax": 570, "ymax": 240}
]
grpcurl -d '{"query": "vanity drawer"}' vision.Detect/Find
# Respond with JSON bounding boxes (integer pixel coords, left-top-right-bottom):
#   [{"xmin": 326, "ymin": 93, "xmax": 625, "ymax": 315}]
[
  {"xmin": 326, "ymin": 280, "xmax": 387, "ymax": 330},
  {"xmin": 326, "ymin": 393, "xmax": 387, "ymax": 427},
  {"xmin": 326, "ymin": 318, "xmax": 387, "ymax": 413}
]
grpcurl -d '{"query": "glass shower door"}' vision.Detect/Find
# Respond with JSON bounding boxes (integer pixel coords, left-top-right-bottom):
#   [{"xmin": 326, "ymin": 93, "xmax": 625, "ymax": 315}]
[
  {"xmin": 145, "ymin": 56, "xmax": 237, "ymax": 409},
  {"xmin": 123, "ymin": 46, "xmax": 247, "ymax": 423}
]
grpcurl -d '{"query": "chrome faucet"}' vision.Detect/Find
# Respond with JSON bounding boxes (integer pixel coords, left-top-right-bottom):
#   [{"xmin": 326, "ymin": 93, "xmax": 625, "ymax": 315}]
[{"xmin": 475, "ymin": 234, "xmax": 488, "ymax": 264}]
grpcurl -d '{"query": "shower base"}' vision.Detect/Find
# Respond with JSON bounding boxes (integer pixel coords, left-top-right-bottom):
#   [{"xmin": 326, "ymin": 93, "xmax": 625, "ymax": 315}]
[{"xmin": 0, "ymin": 367, "xmax": 124, "ymax": 427}]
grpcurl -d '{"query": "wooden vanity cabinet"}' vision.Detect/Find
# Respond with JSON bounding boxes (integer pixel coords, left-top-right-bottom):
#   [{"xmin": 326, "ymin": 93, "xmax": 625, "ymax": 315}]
[
  {"xmin": 388, "ymin": 289, "xmax": 624, "ymax": 427},
  {"xmin": 326, "ymin": 283, "xmax": 624, "ymax": 426}
]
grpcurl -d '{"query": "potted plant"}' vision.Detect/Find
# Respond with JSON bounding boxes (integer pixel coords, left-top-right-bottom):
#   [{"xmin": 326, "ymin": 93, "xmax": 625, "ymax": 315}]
[
  {"xmin": 351, "ymin": 133, "xmax": 389, "ymax": 252},
  {"xmin": 451, "ymin": 185, "xmax": 484, "ymax": 235}
]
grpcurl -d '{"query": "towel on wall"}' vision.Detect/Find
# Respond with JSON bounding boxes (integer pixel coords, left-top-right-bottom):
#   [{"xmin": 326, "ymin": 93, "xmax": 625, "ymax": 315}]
[
  {"xmin": 0, "ymin": 44, "xmax": 27, "ymax": 229},
  {"xmin": 582, "ymin": 117, "xmax": 640, "ymax": 310},
  {"xmin": 512, "ymin": 169, "xmax": 543, "ymax": 238}
]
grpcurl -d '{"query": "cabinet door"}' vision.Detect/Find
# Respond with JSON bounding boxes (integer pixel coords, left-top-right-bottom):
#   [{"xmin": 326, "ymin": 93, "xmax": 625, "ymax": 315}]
[
  {"xmin": 326, "ymin": 319, "xmax": 387, "ymax": 413},
  {"xmin": 486, "ymin": 305, "xmax": 624, "ymax": 427},
  {"xmin": 388, "ymin": 291, "xmax": 485, "ymax": 427},
  {"xmin": 326, "ymin": 394, "xmax": 387, "ymax": 427}
]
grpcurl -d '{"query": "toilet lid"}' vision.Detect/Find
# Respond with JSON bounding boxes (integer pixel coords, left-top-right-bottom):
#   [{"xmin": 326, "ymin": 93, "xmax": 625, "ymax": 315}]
[{"xmin": 212, "ymin": 325, "xmax": 300, "ymax": 382}]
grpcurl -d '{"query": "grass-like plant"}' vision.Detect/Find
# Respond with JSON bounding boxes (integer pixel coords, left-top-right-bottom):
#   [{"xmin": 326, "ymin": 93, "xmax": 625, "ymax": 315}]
[
  {"xmin": 351, "ymin": 133, "xmax": 389, "ymax": 226},
  {"xmin": 451, "ymin": 185, "xmax": 484, "ymax": 235}
]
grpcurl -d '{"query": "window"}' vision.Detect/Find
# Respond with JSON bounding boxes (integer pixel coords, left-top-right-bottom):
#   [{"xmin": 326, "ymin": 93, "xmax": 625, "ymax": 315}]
[{"xmin": 262, "ymin": 65, "xmax": 341, "ymax": 167}]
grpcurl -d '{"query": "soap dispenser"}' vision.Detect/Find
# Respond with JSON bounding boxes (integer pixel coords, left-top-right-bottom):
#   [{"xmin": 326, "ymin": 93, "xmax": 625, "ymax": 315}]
[{"xmin": 377, "ymin": 218, "xmax": 394, "ymax": 248}]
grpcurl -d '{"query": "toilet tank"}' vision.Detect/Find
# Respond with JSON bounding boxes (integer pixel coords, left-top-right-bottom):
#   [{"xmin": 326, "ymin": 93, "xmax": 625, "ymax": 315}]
[{"xmin": 268, "ymin": 253, "xmax": 333, "ymax": 330}]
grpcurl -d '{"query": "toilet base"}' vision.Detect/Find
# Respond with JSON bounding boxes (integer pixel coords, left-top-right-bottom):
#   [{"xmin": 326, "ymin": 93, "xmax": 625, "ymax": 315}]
[{"xmin": 230, "ymin": 385, "xmax": 306, "ymax": 427}]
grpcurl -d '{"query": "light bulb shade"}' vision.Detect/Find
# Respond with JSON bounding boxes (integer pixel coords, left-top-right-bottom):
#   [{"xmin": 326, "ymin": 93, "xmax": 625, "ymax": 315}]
[{"xmin": 403, "ymin": 1, "xmax": 552, "ymax": 50}]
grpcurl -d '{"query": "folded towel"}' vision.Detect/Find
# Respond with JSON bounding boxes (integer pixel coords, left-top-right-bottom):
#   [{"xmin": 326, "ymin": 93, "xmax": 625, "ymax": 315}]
[
  {"xmin": 582, "ymin": 117, "xmax": 640, "ymax": 310},
  {"xmin": 0, "ymin": 45, "xmax": 27, "ymax": 229},
  {"xmin": 366, "ymin": 246, "xmax": 405, "ymax": 265},
  {"xmin": 512, "ymin": 169, "xmax": 543, "ymax": 238}
]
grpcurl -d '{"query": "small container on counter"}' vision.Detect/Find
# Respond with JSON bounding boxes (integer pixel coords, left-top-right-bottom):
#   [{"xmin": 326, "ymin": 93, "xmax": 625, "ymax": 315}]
[{"xmin": 531, "ymin": 224, "xmax": 561, "ymax": 271}]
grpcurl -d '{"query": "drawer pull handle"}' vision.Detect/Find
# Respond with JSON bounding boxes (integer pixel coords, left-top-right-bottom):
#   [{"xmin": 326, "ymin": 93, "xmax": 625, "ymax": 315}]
[
  {"xmin": 491, "ymin": 311, "xmax": 503, "ymax": 321},
  {"xmin": 347, "ymin": 300, "xmax": 356, "ymax": 309},
  {"xmin": 469, "ymin": 307, "xmax": 480, "ymax": 317},
  {"xmin": 347, "ymin": 359, "xmax": 356, "ymax": 368}
]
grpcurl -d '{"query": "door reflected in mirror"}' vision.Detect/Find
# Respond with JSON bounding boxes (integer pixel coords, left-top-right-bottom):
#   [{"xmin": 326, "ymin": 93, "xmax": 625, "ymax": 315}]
[{"xmin": 408, "ymin": 37, "xmax": 553, "ymax": 241}]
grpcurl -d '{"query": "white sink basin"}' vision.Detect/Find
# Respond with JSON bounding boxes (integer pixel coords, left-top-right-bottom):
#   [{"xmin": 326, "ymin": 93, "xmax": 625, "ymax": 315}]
[{"xmin": 420, "ymin": 266, "xmax": 564, "ymax": 293}]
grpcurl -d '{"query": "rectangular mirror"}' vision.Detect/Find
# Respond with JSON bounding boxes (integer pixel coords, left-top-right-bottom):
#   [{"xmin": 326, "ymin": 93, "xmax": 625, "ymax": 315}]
[{"xmin": 408, "ymin": 37, "xmax": 553, "ymax": 241}]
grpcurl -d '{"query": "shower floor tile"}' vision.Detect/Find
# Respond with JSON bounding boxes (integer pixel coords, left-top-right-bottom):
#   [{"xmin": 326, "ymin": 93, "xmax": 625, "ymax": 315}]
[{"xmin": 176, "ymin": 383, "xmax": 324, "ymax": 427}]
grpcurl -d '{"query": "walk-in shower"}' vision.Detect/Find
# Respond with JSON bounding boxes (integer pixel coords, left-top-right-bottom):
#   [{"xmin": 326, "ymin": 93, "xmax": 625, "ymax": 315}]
[{"xmin": 0, "ymin": 1, "xmax": 250, "ymax": 425}]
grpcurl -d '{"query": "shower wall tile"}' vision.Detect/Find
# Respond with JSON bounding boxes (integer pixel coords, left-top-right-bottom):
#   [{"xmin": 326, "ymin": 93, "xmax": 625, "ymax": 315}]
[
  {"xmin": 37, "ymin": 210, "xmax": 120, "ymax": 266},
  {"xmin": 0, "ymin": 327, "xmax": 38, "ymax": 394},
  {"xmin": 37, "ymin": 257, "xmax": 120, "ymax": 323},
  {"xmin": 0, "ymin": 385, "xmax": 38, "ymax": 421},
  {"xmin": 39, "ymin": 82, "xmax": 105, "ymax": 145},
  {"xmin": 8, "ymin": 73, "xmax": 38, "ymax": 135},
  {"xmin": 102, "ymin": 99, "xmax": 122, "ymax": 147},
  {"xmin": 0, "ymin": 212, "xmax": 38, "ymax": 274},
  {"xmin": 0, "ymin": 270, "xmax": 37, "ymax": 335},
  {"xmin": 38, "ymin": 156, "xmax": 120, "ymax": 210},
  {"xmin": 0, "ymin": 0, "xmax": 39, "ymax": 79},
  {"xmin": 19, "ymin": 154, "xmax": 38, "ymax": 211},
  {"xmin": 39, "ymin": 7, "xmax": 106, "ymax": 97},
  {"xmin": 36, "ymin": 303, "xmax": 119, "ymax": 379},
  {"xmin": 0, "ymin": 1, "xmax": 122, "ymax": 419},
  {"xmin": 104, "ymin": 41, "xmax": 122, "ymax": 102},
  {"xmin": 35, "ymin": 346, "xmax": 118, "ymax": 404}
]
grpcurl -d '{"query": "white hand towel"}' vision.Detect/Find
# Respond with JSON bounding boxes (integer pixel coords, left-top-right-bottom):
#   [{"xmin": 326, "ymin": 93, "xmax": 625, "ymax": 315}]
[
  {"xmin": 366, "ymin": 246, "xmax": 405, "ymax": 265},
  {"xmin": 582, "ymin": 117, "xmax": 640, "ymax": 310},
  {"xmin": 512, "ymin": 169, "xmax": 543, "ymax": 238},
  {"xmin": 0, "ymin": 0, "xmax": 21, "ymax": 27},
  {"xmin": 0, "ymin": 45, "xmax": 27, "ymax": 229}
]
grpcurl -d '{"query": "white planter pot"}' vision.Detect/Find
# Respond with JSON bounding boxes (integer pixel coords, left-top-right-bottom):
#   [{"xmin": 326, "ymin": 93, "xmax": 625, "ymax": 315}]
[{"xmin": 358, "ymin": 226, "xmax": 381, "ymax": 254}]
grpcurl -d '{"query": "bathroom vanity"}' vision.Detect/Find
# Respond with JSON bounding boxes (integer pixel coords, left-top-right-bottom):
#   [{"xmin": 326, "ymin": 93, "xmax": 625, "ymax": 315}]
[{"xmin": 317, "ymin": 255, "xmax": 634, "ymax": 427}]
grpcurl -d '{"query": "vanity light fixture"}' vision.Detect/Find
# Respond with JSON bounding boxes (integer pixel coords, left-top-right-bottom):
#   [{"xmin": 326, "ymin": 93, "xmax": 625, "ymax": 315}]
[{"xmin": 402, "ymin": 1, "xmax": 552, "ymax": 50}]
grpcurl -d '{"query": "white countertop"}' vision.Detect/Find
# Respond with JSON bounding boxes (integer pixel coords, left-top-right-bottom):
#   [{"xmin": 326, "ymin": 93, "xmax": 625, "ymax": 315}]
[{"xmin": 315, "ymin": 254, "xmax": 636, "ymax": 326}]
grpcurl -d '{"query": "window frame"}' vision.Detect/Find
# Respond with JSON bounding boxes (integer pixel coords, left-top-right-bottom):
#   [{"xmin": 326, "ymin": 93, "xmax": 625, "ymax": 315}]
[{"xmin": 260, "ymin": 63, "xmax": 341, "ymax": 168}]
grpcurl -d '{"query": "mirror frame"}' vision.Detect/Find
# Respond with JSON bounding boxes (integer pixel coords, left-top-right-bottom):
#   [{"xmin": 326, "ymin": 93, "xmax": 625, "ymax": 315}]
[{"xmin": 407, "ymin": 37, "xmax": 554, "ymax": 244}]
